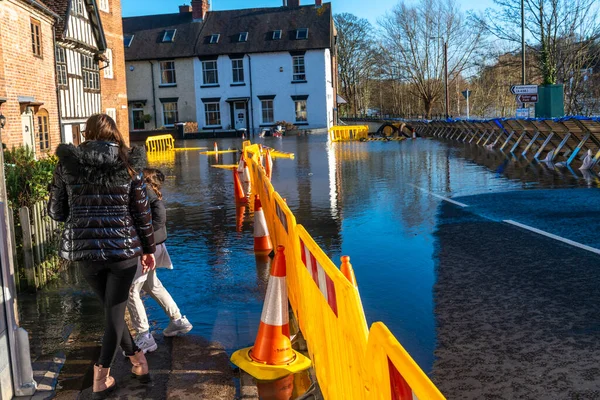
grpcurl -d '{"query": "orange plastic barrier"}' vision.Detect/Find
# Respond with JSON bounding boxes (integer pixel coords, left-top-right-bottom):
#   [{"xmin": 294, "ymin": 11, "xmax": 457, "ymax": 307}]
[{"xmin": 243, "ymin": 143, "xmax": 445, "ymax": 400}]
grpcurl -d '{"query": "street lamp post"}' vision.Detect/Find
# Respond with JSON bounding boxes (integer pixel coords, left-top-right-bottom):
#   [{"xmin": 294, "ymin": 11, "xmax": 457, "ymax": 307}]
[
  {"xmin": 443, "ymin": 41, "xmax": 449, "ymax": 119},
  {"xmin": 521, "ymin": 0, "xmax": 525, "ymax": 85}
]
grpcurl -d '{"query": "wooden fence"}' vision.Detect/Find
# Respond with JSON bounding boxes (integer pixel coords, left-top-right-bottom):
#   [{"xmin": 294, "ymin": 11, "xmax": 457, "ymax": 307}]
[{"xmin": 9, "ymin": 200, "xmax": 63, "ymax": 291}]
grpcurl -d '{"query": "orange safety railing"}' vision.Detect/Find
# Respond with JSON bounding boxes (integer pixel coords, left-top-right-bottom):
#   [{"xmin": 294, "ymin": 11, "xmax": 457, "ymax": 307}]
[{"xmin": 243, "ymin": 143, "xmax": 445, "ymax": 399}]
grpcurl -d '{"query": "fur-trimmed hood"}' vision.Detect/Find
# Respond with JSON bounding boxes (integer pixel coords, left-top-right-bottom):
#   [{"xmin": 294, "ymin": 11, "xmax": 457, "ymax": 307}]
[{"xmin": 56, "ymin": 141, "xmax": 146, "ymax": 185}]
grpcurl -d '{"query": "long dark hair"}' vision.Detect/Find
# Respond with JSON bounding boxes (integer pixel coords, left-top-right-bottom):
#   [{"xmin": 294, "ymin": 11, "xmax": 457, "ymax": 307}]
[
  {"xmin": 143, "ymin": 168, "xmax": 165, "ymax": 200},
  {"xmin": 84, "ymin": 114, "xmax": 136, "ymax": 178}
]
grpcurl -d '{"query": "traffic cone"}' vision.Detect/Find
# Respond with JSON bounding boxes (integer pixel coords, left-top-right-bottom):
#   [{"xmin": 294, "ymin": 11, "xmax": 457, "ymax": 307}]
[
  {"xmin": 214, "ymin": 142, "xmax": 218, "ymax": 153},
  {"xmin": 237, "ymin": 153, "xmax": 245, "ymax": 174},
  {"xmin": 340, "ymin": 256, "xmax": 357, "ymax": 287},
  {"xmin": 233, "ymin": 169, "xmax": 248, "ymax": 204},
  {"xmin": 256, "ymin": 374, "xmax": 294, "ymax": 400},
  {"xmin": 265, "ymin": 149, "xmax": 273, "ymax": 180},
  {"xmin": 242, "ymin": 157, "xmax": 251, "ymax": 184},
  {"xmin": 230, "ymin": 246, "xmax": 311, "ymax": 380},
  {"xmin": 254, "ymin": 195, "xmax": 273, "ymax": 255}
]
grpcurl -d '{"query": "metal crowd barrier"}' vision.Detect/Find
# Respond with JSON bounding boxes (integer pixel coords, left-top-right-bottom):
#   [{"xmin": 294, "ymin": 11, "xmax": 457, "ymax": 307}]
[
  {"xmin": 242, "ymin": 142, "xmax": 445, "ymax": 400},
  {"xmin": 329, "ymin": 125, "xmax": 369, "ymax": 142},
  {"xmin": 412, "ymin": 117, "xmax": 600, "ymax": 167}
]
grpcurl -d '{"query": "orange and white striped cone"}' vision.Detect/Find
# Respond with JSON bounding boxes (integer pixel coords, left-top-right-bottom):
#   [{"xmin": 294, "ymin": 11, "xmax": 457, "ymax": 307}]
[
  {"xmin": 237, "ymin": 153, "xmax": 245, "ymax": 174},
  {"xmin": 233, "ymin": 169, "xmax": 248, "ymax": 204},
  {"xmin": 214, "ymin": 141, "xmax": 218, "ymax": 153},
  {"xmin": 236, "ymin": 204, "xmax": 246, "ymax": 232},
  {"xmin": 230, "ymin": 246, "xmax": 311, "ymax": 380},
  {"xmin": 254, "ymin": 195, "xmax": 273, "ymax": 255},
  {"xmin": 242, "ymin": 158, "xmax": 251, "ymax": 184},
  {"xmin": 265, "ymin": 149, "xmax": 274, "ymax": 180}
]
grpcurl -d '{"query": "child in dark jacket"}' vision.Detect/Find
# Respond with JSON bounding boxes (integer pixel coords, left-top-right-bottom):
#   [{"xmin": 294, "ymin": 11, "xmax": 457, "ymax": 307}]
[{"xmin": 126, "ymin": 168, "xmax": 192, "ymax": 353}]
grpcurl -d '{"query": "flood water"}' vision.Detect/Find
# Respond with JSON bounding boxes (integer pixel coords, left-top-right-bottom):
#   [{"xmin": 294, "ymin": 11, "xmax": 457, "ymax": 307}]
[{"xmin": 18, "ymin": 134, "xmax": 600, "ymax": 398}]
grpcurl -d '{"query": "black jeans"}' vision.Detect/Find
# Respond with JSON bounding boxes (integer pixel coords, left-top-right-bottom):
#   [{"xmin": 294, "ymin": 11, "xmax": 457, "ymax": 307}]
[{"xmin": 80, "ymin": 260, "xmax": 140, "ymax": 366}]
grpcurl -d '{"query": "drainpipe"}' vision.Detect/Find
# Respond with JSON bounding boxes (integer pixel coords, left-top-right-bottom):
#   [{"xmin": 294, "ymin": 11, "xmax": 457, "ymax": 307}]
[
  {"xmin": 149, "ymin": 61, "xmax": 157, "ymax": 128},
  {"xmin": 248, "ymin": 55, "xmax": 255, "ymax": 137},
  {"xmin": 53, "ymin": 26, "xmax": 64, "ymax": 143}
]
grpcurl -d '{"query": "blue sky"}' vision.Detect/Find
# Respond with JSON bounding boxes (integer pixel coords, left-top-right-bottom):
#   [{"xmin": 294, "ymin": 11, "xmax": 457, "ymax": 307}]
[{"xmin": 122, "ymin": 0, "xmax": 496, "ymax": 25}]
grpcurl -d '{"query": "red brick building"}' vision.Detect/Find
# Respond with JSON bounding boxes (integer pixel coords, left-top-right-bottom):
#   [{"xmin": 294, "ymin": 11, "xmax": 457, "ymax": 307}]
[
  {"xmin": 0, "ymin": 0, "xmax": 60, "ymax": 155},
  {"xmin": 98, "ymin": 0, "xmax": 130, "ymax": 142}
]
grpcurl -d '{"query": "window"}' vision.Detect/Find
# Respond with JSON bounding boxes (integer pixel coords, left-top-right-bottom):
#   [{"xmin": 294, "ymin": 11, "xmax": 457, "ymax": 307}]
[
  {"xmin": 160, "ymin": 61, "xmax": 176, "ymax": 85},
  {"xmin": 98, "ymin": 0, "xmax": 109, "ymax": 12},
  {"xmin": 292, "ymin": 55, "xmax": 306, "ymax": 81},
  {"xmin": 162, "ymin": 102, "xmax": 178, "ymax": 126},
  {"xmin": 238, "ymin": 32, "xmax": 248, "ymax": 42},
  {"xmin": 294, "ymin": 100, "xmax": 307, "ymax": 122},
  {"xmin": 124, "ymin": 35, "xmax": 134, "ymax": 48},
  {"xmin": 261, "ymin": 100, "xmax": 274, "ymax": 124},
  {"xmin": 162, "ymin": 29, "xmax": 177, "ymax": 42},
  {"xmin": 56, "ymin": 47, "xmax": 67, "ymax": 86},
  {"xmin": 103, "ymin": 49, "xmax": 113, "ymax": 79},
  {"xmin": 296, "ymin": 28, "xmax": 308, "ymax": 40},
  {"xmin": 106, "ymin": 108, "xmax": 116, "ymax": 123},
  {"xmin": 81, "ymin": 54, "xmax": 100, "ymax": 90},
  {"xmin": 202, "ymin": 60, "xmax": 218, "ymax": 85},
  {"xmin": 31, "ymin": 19, "xmax": 42, "ymax": 57},
  {"xmin": 204, "ymin": 103, "xmax": 221, "ymax": 126},
  {"xmin": 273, "ymin": 30, "xmax": 282, "ymax": 40},
  {"xmin": 209, "ymin": 34, "xmax": 220, "ymax": 44},
  {"xmin": 231, "ymin": 59, "xmax": 244, "ymax": 83},
  {"xmin": 37, "ymin": 109, "xmax": 50, "ymax": 151},
  {"xmin": 72, "ymin": 0, "xmax": 85, "ymax": 15}
]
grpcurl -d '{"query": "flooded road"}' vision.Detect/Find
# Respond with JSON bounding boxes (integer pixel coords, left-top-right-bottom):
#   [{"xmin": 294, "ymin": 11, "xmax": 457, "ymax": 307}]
[{"xmin": 19, "ymin": 134, "xmax": 600, "ymax": 398}]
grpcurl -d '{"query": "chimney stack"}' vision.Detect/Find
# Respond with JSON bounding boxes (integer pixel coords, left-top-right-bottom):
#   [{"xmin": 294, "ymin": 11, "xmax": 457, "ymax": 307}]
[
  {"xmin": 179, "ymin": 4, "xmax": 192, "ymax": 13},
  {"xmin": 191, "ymin": 0, "xmax": 210, "ymax": 21},
  {"xmin": 287, "ymin": 0, "xmax": 300, "ymax": 6},
  {"xmin": 315, "ymin": 0, "xmax": 321, "ymax": 5}
]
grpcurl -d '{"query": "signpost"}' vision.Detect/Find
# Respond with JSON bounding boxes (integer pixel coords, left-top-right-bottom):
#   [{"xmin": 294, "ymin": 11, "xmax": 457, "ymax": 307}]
[
  {"xmin": 517, "ymin": 94, "xmax": 538, "ymax": 103},
  {"xmin": 461, "ymin": 90, "xmax": 471, "ymax": 119},
  {"xmin": 510, "ymin": 85, "xmax": 538, "ymax": 95}
]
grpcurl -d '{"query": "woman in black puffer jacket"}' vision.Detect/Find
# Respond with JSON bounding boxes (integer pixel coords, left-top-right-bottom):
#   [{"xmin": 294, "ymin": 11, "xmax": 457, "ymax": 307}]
[{"xmin": 48, "ymin": 114, "xmax": 156, "ymax": 399}]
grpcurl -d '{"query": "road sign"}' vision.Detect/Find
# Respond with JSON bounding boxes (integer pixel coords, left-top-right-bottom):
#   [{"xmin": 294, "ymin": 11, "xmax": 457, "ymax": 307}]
[
  {"xmin": 516, "ymin": 108, "xmax": 530, "ymax": 118},
  {"xmin": 461, "ymin": 90, "xmax": 471, "ymax": 99},
  {"xmin": 517, "ymin": 94, "xmax": 538, "ymax": 103},
  {"xmin": 510, "ymin": 85, "xmax": 538, "ymax": 95}
]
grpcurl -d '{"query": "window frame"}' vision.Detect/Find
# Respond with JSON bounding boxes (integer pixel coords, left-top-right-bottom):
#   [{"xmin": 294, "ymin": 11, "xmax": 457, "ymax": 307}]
[
  {"xmin": 292, "ymin": 55, "xmax": 306, "ymax": 82},
  {"xmin": 81, "ymin": 54, "xmax": 100, "ymax": 91},
  {"xmin": 294, "ymin": 99, "xmax": 307, "ymax": 122},
  {"xmin": 98, "ymin": 0, "xmax": 109, "ymax": 13},
  {"xmin": 103, "ymin": 48, "xmax": 113, "ymax": 79},
  {"xmin": 124, "ymin": 35, "xmax": 134, "ymax": 48},
  {"xmin": 261, "ymin": 99, "xmax": 274, "ymax": 124},
  {"xmin": 204, "ymin": 102, "xmax": 221, "ymax": 127},
  {"xmin": 296, "ymin": 28, "xmax": 308, "ymax": 40},
  {"xmin": 132, "ymin": 108, "xmax": 146, "ymax": 131},
  {"xmin": 159, "ymin": 60, "xmax": 177, "ymax": 86},
  {"xmin": 162, "ymin": 102, "xmax": 179, "ymax": 127},
  {"xmin": 273, "ymin": 30, "xmax": 282, "ymax": 40},
  {"xmin": 56, "ymin": 46, "xmax": 67, "ymax": 86},
  {"xmin": 162, "ymin": 29, "xmax": 177, "ymax": 43},
  {"xmin": 231, "ymin": 58, "xmax": 244, "ymax": 84},
  {"xmin": 202, "ymin": 60, "xmax": 219, "ymax": 85},
  {"xmin": 30, "ymin": 18, "xmax": 42, "ymax": 58},
  {"xmin": 37, "ymin": 109, "xmax": 50, "ymax": 152},
  {"xmin": 210, "ymin": 34, "xmax": 220, "ymax": 44},
  {"xmin": 72, "ymin": 0, "xmax": 85, "ymax": 16},
  {"xmin": 238, "ymin": 32, "xmax": 248, "ymax": 42}
]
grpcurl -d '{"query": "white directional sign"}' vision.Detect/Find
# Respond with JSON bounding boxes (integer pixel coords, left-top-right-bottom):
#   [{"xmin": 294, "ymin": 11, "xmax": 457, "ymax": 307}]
[{"xmin": 510, "ymin": 85, "xmax": 538, "ymax": 95}]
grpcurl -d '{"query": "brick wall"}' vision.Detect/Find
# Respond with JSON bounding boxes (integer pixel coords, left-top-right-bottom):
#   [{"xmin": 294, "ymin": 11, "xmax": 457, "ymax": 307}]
[
  {"xmin": 100, "ymin": 0, "xmax": 130, "ymax": 144},
  {"xmin": 0, "ymin": 0, "xmax": 60, "ymax": 155}
]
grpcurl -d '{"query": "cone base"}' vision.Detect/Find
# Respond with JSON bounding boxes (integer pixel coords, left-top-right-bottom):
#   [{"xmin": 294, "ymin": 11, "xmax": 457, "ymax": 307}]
[{"xmin": 230, "ymin": 347, "xmax": 311, "ymax": 381}]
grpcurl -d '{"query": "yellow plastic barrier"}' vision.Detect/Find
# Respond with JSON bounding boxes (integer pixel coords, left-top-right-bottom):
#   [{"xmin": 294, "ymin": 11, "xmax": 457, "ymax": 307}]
[
  {"xmin": 242, "ymin": 143, "xmax": 445, "ymax": 400},
  {"xmin": 329, "ymin": 125, "xmax": 369, "ymax": 142},
  {"xmin": 145, "ymin": 134, "xmax": 175, "ymax": 152}
]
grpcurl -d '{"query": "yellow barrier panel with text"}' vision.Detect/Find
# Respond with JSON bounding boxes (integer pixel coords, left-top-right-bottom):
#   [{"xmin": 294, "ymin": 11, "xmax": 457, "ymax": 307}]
[
  {"xmin": 145, "ymin": 134, "xmax": 175, "ymax": 152},
  {"xmin": 329, "ymin": 125, "xmax": 369, "ymax": 142}
]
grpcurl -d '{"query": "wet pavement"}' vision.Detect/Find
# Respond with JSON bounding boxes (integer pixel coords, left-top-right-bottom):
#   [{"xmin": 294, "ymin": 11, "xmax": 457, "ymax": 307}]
[{"xmin": 17, "ymin": 134, "xmax": 600, "ymax": 399}]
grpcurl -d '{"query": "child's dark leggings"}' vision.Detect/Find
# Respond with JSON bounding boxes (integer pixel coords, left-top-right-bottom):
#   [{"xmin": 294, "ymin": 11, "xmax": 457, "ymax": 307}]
[{"xmin": 80, "ymin": 260, "xmax": 140, "ymax": 367}]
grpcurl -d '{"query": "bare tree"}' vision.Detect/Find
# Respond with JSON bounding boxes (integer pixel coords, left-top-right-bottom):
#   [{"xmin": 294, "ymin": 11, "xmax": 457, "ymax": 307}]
[
  {"xmin": 379, "ymin": 0, "xmax": 484, "ymax": 118},
  {"xmin": 334, "ymin": 13, "xmax": 376, "ymax": 116},
  {"xmin": 480, "ymin": 0, "xmax": 600, "ymax": 86}
]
